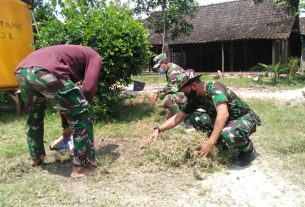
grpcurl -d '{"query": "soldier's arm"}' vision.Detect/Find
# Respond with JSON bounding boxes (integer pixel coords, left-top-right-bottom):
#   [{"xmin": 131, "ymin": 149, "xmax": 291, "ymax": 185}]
[
  {"xmin": 150, "ymin": 92, "xmax": 158, "ymax": 106},
  {"xmin": 82, "ymin": 55, "xmax": 102, "ymax": 103},
  {"xmin": 151, "ymin": 83, "xmax": 173, "ymax": 106},
  {"xmin": 197, "ymin": 103, "xmax": 229, "ymax": 156},
  {"xmin": 209, "ymin": 103, "xmax": 229, "ymax": 143},
  {"xmin": 156, "ymin": 83, "xmax": 173, "ymax": 99},
  {"xmin": 145, "ymin": 111, "xmax": 189, "ymax": 146}
]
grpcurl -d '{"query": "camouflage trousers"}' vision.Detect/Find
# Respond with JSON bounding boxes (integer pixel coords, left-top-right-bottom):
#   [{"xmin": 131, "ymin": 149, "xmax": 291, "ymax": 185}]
[
  {"xmin": 161, "ymin": 92, "xmax": 187, "ymax": 114},
  {"xmin": 189, "ymin": 109, "xmax": 261, "ymax": 151},
  {"xmin": 16, "ymin": 67, "xmax": 95, "ymax": 166}
]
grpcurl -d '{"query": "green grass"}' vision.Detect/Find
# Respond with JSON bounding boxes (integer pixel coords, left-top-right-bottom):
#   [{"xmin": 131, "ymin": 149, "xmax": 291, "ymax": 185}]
[
  {"xmin": 0, "ymin": 93, "xmax": 305, "ymax": 204},
  {"xmin": 250, "ymin": 100, "xmax": 305, "ymax": 178},
  {"xmin": 1, "ymin": 96, "xmax": 304, "ymax": 169},
  {"xmin": 132, "ymin": 74, "xmax": 166, "ymax": 84},
  {"xmin": 252, "ymin": 100, "xmax": 305, "ymax": 155},
  {"xmin": 0, "ymin": 107, "xmax": 62, "ymax": 158},
  {"xmin": 222, "ymin": 76, "xmax": 305, "ymax": 89},
  {"xmin": 133, "ymin": 74, "xmax": 305, "ymax": 89},
  {"xmin": 94, "ymin": 94, "xmax": 157, "ymax": 138},
  {"xmin": 0, "ymin": 174, "xmax": 70, "ymax": 206},
  {"xmin": 0, "ymin": 114, "xmax": 28, "ymax": 158}
]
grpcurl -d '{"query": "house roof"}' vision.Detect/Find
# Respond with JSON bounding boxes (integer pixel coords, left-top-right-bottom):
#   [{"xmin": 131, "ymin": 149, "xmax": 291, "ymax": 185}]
[{"xmin": 148, "ymin": 0, "xmax": 295, "ymax": 45}]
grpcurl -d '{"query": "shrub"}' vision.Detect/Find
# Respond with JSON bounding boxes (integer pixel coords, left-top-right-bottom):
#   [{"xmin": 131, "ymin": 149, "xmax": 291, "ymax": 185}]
[
  {"xmin": 258, "ymin": 62, "xmax": 287, "ymax": 83},
  {"xmin": 34, "ymin": 3, "xmax": 152, "ymax": 120},
  {"xmin": 0, "ymin": 92, "xmax": 13, "ymax": 106}
]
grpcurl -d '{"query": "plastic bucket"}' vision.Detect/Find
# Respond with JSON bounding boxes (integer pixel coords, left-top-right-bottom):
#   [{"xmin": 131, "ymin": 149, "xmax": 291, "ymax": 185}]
[{"xmin": 133, "ymin": 81, "xmax": 145, "ymax": 91}]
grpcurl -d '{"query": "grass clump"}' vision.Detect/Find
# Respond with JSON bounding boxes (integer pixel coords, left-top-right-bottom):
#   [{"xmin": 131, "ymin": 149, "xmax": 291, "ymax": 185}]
[
  {"xmin": 142, "ymin": 129, "xmax": 234, "ymax": 173},
  {"xmin": 0, "ymin": 157, "xmax": 32, "ymax": 183},
  {"xmin": 0, "ymin": 174, "xmax": 70, "ymax": 206}
]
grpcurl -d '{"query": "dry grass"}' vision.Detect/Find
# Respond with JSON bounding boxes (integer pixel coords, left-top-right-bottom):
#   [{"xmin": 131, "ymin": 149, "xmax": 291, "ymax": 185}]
[
  {"xmin": 142, "ymin": 129, "xmax": 235, "ymax": 172},
  {"xmin": 0, "ymin": 92, "xmax": 305, "ymax": 206}
]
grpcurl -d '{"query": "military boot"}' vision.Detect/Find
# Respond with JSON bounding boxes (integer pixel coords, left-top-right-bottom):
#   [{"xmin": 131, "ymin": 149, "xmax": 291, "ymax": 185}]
[{"xmin": 233, "ymin": 141, "xmax": 258, "ymax": 167}]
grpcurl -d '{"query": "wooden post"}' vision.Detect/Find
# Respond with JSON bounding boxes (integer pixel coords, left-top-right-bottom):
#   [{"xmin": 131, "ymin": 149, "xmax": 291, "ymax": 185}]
[
  {"xmin": 244, "ymin": 40, "xmax": 248, "ymax": 72},
  {"xmin": 272, "ymin": 40, "xmax": 279, "ymax": 65},
  {"xmin": 281, "ymin": 40, "xmax": 288, "ymax": 64},
  {"xmin": 200, "ymin": 44, "xmax": 203, "ymax": 71},
  {"xmin": 230, "ymin": 41, "xmax": 234, "ymax": 72},
  {"xmin": 8, "ymin": 90, "xmax": 21, "ymax": 115},
  {"xmin": 301, "ymin": 36, "xmax": 305, "ymax": 71},
  {"xmin": 1, "ymin": 88, "xmax": 21, "ymax": 115},
  {"xmin": 221, "ymin": 42, "xmax": 224, "ymax": 72},
  {"xmin": 181, "ymin": 44, "xmax": 186, "ymax": 68}
]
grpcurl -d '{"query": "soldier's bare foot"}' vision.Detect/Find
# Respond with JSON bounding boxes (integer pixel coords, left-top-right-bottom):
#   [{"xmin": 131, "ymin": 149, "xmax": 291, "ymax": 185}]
[
  {"xmin": 71, "ymin": 165, "xmax": 96, "ymax": 179},
  {"xmin": 31, "ymin": 157, "xmax": 44, "ymax": 167}
]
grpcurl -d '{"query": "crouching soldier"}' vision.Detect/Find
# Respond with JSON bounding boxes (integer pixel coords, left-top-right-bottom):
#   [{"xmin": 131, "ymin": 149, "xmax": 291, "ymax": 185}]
[
  {"xmin": 15, "ymin": 45, "xmax": 102, "ymax": 178},
  {"xmin": 150, "ymin": 53, "xmax": 187, "ymax": 119},
  {"xmin": 146, "ymin": 70, "xmax": 261, "ymax": 167}
]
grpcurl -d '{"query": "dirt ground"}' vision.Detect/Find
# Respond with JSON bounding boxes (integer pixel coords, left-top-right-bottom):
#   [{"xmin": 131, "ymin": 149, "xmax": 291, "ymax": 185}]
[
  {"xmin": 55, "ymin": 138, "xmax": 305, "ymax": 207},
  {"xmin": 125, "ymin": 83, "xmax": 305, "ymax": 103},
  {"xmin": 32, "ymin": 83, "xmax": 305, "ymax": 207},
  {"xmin": 106, "ymin": 83, "xmax": 305, "ymax": 207}
]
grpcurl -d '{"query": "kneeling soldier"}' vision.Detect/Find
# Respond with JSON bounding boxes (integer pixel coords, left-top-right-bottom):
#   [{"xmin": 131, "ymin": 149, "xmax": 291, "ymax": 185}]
[{"xmin": 146, "ymin": 70, "xmax": 261, "ymax": 167}]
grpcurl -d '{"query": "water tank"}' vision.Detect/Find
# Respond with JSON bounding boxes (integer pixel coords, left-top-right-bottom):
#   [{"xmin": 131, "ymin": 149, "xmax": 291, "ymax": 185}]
[{"xmin": 0, "ymin": 0, "xmax": 34, "ymax": 89}]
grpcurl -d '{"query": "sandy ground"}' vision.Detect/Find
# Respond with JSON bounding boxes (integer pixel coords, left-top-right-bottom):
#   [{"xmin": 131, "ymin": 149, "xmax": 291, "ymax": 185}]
[
  {"xmin": 230, "ymin": 86, "xmax": 305, "ymax": 104},
  {"xmin": 64, "ymin": 137, "xmax": 304, "ymax": 207},
  {"xmin": 125, "ymin": 83, "xmax": 305, "ymax": 103},
  {"xmin": 178, "ymin": 163, "xmax": 305, "ymax": 207}
]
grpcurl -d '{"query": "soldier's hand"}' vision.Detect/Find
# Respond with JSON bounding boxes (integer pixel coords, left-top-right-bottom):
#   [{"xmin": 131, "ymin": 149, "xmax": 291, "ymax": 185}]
[
  {"xmin": 150, "ymin": 93, "xmax": 158, "ymax": 107},
  {"xmin": 143, "ymin": 129, "xmax": 159, "ymax": 148},
  {"xmin": 63, "ymin": 127, "xmax": 73, "ymax": 137},
  {"xmin": 196, "ymin": 140, "xmax": 214, "ymax": 157},
  {"xmin": 76, "ymin": 80, "xmax": 83, "ymax": 88}
]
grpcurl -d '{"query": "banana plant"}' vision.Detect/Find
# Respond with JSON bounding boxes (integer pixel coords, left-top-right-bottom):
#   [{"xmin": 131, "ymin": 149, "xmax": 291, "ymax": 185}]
[{"xmin": 258, "ymin": 62, "xmax": 287, "ymax": 83}]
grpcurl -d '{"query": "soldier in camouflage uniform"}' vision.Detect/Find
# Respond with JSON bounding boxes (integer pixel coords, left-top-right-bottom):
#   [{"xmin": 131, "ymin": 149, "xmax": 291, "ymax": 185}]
[
  {"xmin": 15, "ymin": 45, "xmax": 102, "ymax": 178},
  {"xmin": 151, "ymin": 53, "xmax": 187, "ymax": 118},
  {"xmin": 146, "ymin": 70, "xmax": 261, "ymax": 167}
]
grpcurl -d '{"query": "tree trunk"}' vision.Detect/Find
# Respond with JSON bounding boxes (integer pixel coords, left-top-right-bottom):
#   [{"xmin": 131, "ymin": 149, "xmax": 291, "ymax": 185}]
[{"xmin": 161, "ymin": 2, "xmax": 169, "ymax": 56}]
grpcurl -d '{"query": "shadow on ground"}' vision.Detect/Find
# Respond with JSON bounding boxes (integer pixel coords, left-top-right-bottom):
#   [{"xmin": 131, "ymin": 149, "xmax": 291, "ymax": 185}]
[
  {"xmin": 101, "ymin": 94, "xmax": 154, "ymax": 123},
  {"xmin": 41, "ymin": 143, "xmax": 121, "ymax": 177},
  {"xmin": 96, "ymin": 143, "xmax": 120, "ymax": 165}
]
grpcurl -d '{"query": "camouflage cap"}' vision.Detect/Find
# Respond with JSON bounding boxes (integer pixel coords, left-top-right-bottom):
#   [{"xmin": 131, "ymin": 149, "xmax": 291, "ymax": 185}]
[
  {"xmin": 177, "ymin": 69, "xmax": 203, "ymax": 91},
  {"xmin": 153, "ymin": 53, "xmax": 167, "ymax": 69}
]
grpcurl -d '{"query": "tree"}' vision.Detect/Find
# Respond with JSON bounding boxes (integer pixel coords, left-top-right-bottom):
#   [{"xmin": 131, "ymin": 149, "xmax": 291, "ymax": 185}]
[
  {"xmin": 21, "ymin": 0, "xmax": 101, "ymax": 25},
  {"xmin": 133, "ymin": 0, "xmax": 198, "ymax": 54},
  {"xmin": 21, "ymin": 0, "xmax": 57, "ymax": 34},
  {"xmin": 55, "ymin": 0, "xmax": 102, "ymax": 7}
]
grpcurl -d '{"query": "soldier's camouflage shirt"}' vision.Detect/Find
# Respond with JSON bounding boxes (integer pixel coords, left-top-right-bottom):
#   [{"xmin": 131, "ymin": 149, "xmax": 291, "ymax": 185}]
[
  {"xmin": 181, "ymin": 81, "xmax": 251, "ymax": 120},
  {"xmin": 157, "ymin": 63, "xmax": 184, "ymax": 100}
]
